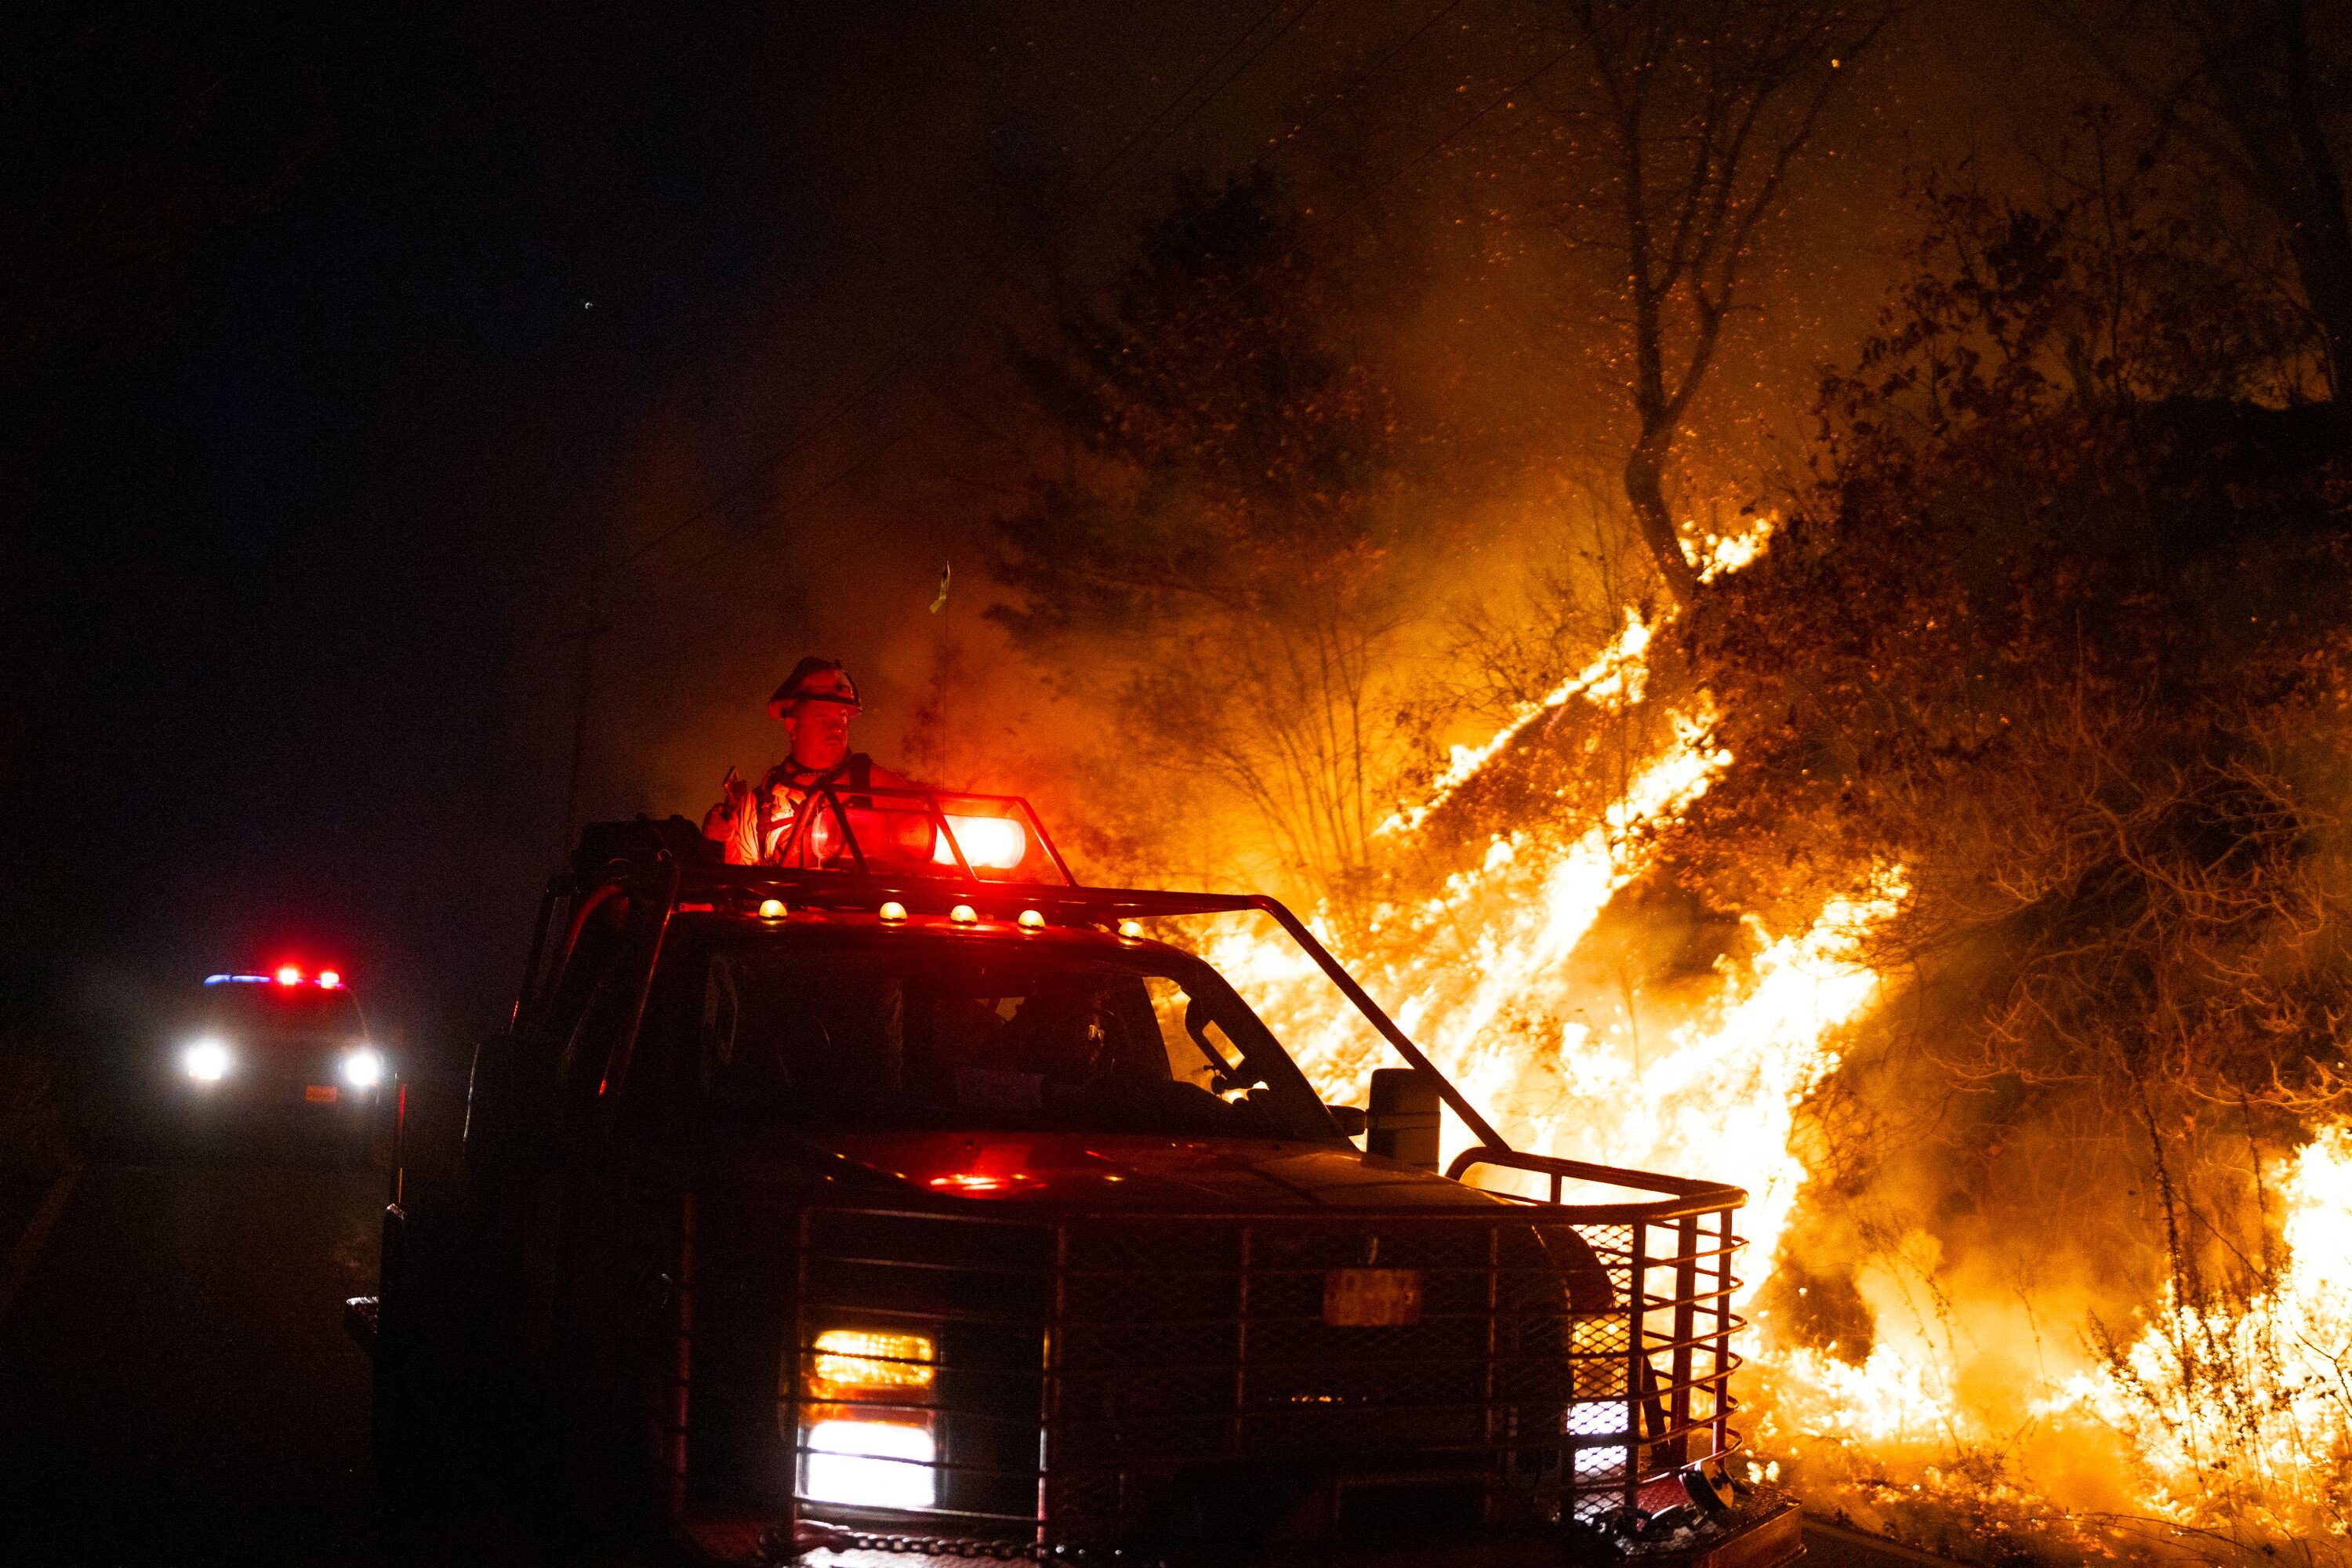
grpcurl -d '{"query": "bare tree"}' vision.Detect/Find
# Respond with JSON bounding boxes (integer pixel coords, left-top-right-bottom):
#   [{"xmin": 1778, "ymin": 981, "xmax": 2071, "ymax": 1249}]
[
  {"xmin": 2050, "ymin": 0, "xmax": 2352, "ymax": 411},
  {"xmin": 1530, "ymin": 0, "xmax": 1890, "ymax": 602}
]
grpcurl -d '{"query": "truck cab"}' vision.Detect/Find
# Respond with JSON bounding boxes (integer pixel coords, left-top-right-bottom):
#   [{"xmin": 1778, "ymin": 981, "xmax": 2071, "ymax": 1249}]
[{"xmin": 352, "ymin": 789, "xmax": 1796, "ymax": 1567}]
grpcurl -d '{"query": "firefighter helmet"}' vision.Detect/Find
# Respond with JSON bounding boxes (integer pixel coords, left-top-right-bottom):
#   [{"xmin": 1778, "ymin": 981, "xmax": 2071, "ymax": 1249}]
[{"xmin": 768, "ymin": 656, "xmax": 862, "ymax": 719}]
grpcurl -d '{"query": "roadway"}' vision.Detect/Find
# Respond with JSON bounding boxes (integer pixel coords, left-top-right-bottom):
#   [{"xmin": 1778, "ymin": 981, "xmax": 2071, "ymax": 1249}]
[{"xmin": 0, "ymin": 1154, "xmax": 396, "ymax": 1564}]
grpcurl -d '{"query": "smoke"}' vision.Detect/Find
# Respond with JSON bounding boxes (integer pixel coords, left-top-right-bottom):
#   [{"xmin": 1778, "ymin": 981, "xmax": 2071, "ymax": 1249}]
[{"xmin": 540, "ymin": 8, "xmax": 2352, "ymax": 1555}]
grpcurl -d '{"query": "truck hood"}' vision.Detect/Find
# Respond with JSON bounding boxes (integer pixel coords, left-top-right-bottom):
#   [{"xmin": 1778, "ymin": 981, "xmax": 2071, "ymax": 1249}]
[{"xmin": 794, "ymin": 1130, "xmax": 1504, "ymax": 1212}]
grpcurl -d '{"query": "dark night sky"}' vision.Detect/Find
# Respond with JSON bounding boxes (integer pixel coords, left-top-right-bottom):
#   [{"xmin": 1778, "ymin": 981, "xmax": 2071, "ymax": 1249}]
[
  {"xmin": 1, "ymin": 1, "xmax": 1380, "ymax": 1037},
  {"xmin": 2, "ymin": 2, "xmax": 2050, "ymax": 1040}
]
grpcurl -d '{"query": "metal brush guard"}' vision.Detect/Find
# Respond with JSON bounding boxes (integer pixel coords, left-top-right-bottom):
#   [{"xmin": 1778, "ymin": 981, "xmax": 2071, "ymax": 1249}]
[{"xmin": 751, "ymin": 1160, "xmax": 1742, "ymax": 1548}]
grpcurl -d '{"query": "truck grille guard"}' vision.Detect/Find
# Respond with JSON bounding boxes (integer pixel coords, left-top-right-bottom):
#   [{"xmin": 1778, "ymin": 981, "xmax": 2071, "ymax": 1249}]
[{"xmin": 716, "ymin": 1154, "xmax": 1744, "ymax": 1553}]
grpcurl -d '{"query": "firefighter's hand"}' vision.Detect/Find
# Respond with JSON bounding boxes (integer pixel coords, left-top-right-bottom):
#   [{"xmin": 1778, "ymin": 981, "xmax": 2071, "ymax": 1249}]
[{"xmin": 703, "ymin": 768, "xmax": 751, "ymax": 838}]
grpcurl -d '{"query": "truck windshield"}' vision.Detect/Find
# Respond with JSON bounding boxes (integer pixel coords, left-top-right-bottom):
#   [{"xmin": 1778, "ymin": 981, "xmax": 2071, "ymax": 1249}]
[{"xmin": 668, "ymin": 933, "xmax": 1337, "ymax": 1142}]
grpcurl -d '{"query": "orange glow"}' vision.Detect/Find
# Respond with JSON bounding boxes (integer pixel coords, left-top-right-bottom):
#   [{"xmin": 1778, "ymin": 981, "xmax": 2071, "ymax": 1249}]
[
  {"xmin": 2034, "ymin": 1128, "xmax": 2352, "ymax": 1536},
  {"xmin": 1178, "ymin": 538, "xmax": 1985, "ymax": 1529},
  {"xmin": 1377, "ymin": 608, "xmax": 1657, "ymax": 838}
]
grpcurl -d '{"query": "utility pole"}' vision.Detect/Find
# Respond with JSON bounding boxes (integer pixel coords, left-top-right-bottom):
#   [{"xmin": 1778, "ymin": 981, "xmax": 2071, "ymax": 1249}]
[
  {"xmin": 929, "ymin": 560, "xmax": 954, "ymax": 785},
  {"xmin": 560, "ymin": 566, "xmax": 609, "ymax": 851}
]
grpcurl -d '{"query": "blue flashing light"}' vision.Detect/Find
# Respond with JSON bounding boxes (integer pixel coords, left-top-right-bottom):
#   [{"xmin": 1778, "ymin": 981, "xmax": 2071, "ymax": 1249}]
[{"xmin": 203, "ymin": 974, "xmax": 274, "ymax": 986}]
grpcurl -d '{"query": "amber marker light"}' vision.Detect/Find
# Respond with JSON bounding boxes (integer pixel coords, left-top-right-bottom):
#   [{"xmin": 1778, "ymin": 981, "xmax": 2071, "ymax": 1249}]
[
  {"xmin": 1118, "ymin": 920, "xmax": 1144, "ymax": 938},
  {"xmin": 949, "ymin": 903, "xmax": 978, "ymax": 924},
  {"xmin": 316, "ymin": 970, "xmax": 342, "ymax": 989},
  {"xmin": 758, "ymin": 898, "xmax": 787, "ymax": 919},
  {"xmin": 807, "ymin": 1329, "xmax": 936, "ymax": 1399},
  {"xmin": 878, "ymin": 901, "xmax": 908, "ymax": 923},
  {"xmin": 1018, "ymin": 909, "xmax": 1045, "ymax": 929}
]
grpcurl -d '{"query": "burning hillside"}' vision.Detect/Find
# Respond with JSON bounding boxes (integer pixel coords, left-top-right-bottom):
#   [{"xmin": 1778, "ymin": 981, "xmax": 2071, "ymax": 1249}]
[
  {"xmin": 905, "ymin": 9, "xmax": 2352, "ymax": 1563},
  {"xmin": 1170, "ymin": 509, "xmax": 2352, "ymax": 1561}
]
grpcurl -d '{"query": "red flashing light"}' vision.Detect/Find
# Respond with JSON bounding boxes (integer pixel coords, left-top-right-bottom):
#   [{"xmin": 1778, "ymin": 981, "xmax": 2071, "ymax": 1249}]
[
  {"xmin": 933, "ymin": 815, "xmax": 1029, "ymax": 871},
  {"xmin": 275, "ymin": 965, "xmax": 303, "ymax": 986},
  {"xmin": 317, "ymin": 970, "xmax": 343, "ymax": 989},
  {"xmin": 924, "ymin": 1143, "xmax": 1037, "ymax": 1196},
  {"xmin": 927, "ymin": 1171, "xmax": 1030, "ymax": 1195}
]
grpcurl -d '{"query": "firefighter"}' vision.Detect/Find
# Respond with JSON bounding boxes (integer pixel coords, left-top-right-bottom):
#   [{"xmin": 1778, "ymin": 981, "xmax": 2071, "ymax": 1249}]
[{"xmin": 702, "ymin": 657, "xmax": 916, "ymax": 866}]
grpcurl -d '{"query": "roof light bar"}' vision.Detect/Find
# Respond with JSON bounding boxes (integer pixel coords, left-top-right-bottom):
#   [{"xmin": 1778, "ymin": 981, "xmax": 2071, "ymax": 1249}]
[{"xmin": 207, "ymin": 970, "xmax": 348, "ymax": 989}]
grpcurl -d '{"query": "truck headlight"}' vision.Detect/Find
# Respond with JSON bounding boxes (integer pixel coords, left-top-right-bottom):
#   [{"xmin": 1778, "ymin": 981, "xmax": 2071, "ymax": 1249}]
[
  {"xmin": 183, "ymin": 1037, "xmax": 231, "ymax": 1082},
  {"xmin": 1566, "ymin": 1399, "xmax": 1632, "ymax": 1483},
  {"xmin": 800, "ymin": 1328, "xmax": 938, "ymax": 1508},
  {"xmin": 804, "ymin": 1418, "xmax": 937, "ymax": 1508},
  {"xmin": 341, "ymin": 1047, "xmax": 384, "ymax": 1087}
]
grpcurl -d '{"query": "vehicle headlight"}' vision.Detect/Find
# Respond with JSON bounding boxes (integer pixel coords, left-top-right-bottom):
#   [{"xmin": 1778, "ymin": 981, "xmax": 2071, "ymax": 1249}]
[
  {"xmin": 803, "ymin": 1418, "xmax": 936, "ymax": 1508},
  {"xmin": 183, "ymin": 1037, "xmax": 231, "ymax": 1082},
  {"xmin": 341, "ymin": 1047, "xmax": 384, "ymax": 1088}
]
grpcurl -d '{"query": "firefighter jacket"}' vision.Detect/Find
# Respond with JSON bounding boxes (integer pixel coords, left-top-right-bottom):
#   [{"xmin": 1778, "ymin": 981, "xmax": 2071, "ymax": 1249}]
[{"xmin": 701, "ymin": 753, "xmax": 914, "ymax": 866}]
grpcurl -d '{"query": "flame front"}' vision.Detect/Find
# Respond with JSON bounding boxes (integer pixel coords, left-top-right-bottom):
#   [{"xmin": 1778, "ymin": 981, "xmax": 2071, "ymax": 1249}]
[
  {"xmin": 2040, "ymin": 1129, "xmax": 2352, "ymax": 1544},
  {"xmin": 1210, "ymin": 539, "xmax": 1900, "ymax": 1297},
  {"xmin": 1184, "ymin": 528, "xmax": 2352, "ymax": 1555},
  {"xmin": 1375, "ymin": 608, "xmax": 1657, "ymax": 840}
]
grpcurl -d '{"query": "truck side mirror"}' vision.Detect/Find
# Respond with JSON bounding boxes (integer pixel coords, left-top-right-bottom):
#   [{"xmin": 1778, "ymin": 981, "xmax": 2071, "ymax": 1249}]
[
  {"xmin": 1367, "ymin": 1069, "xmax": 1441, "ymax": 1171},
  {"xmin": 1324, "ymin": 1104, "xmax": 1370, "ymax": 1138}
]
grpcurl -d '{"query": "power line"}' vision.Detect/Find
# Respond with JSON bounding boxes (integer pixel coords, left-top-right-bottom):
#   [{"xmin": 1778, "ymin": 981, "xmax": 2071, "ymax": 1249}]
[
  {"xmin": 577, "ymin": 0, "xmax": 1312, "ymax": 592},
  {"xmin": 543, "ymin": 2, "xmax": 1345, "ymax": 827},
  {"xmin": 1158, "ymin": 0, "xmax": 1328, "ymax": 149},
  {"xmin": 625, "ymin": 0, "xmax": 1478, "ymax": 597},
  {"xmin": 534, "ymin": 0, "xmax": 1500, "ymax": 668},
  {"xmin": 553, "ymin": 2, "xmax": 1515, "ymax": 832},
  {"xmin": 644, "ymin": 7, "xmax": 1566, "ymax": 601}
]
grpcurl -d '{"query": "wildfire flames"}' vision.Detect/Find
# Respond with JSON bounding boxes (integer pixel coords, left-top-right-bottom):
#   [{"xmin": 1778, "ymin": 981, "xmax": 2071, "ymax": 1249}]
[
  {"xmin": 1186, "ymin": 529, "xmax": 2352, "ymax": 1558},
  {"xmin": 2048, "ymin": 1129, "xmax": 2352, "ymax": 1545}
]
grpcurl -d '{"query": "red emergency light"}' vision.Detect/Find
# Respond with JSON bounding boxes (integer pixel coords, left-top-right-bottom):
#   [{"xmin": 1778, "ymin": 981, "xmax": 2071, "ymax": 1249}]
[
  {"xmin": 933, "ymin": 815, "xmax": 1029, "ymax": 871},
  {"xmin": 317, "ymin": 970, "xmax": 343, "ymax": 989},
  {"xmin": 275, "ymin": 965, "xmax": 303, "ymax": 986}
]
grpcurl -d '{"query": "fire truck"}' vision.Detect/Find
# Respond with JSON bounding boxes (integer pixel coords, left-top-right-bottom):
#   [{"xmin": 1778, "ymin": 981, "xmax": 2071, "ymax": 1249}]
[{"xmin": 347, "ymin": 788, "xmax": 1797, "ymax": 1567}]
